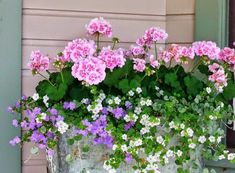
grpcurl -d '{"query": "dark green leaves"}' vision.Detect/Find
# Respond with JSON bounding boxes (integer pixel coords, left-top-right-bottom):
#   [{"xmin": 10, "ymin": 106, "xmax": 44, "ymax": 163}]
[{"xmin": 184, "ymin": 76, "xmax": 203, "ymax": 97}]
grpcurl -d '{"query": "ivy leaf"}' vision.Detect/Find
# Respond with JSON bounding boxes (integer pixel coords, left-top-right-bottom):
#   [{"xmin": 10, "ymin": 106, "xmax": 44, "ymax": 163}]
[
  {"xmin": 47, "ymin": 83, "xmax": 68, "ymax": 101},
  {"xmin": 56, "ymin": 68, "xmax": 74, "ymax": 85},
  {"xmin": 36, "ymin": 80, "xmax": 50, "ymax": 97}
]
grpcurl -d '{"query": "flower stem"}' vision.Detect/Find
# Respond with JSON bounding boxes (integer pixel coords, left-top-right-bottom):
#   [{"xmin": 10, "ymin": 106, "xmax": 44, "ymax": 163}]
[
  {"xmin": 38, "ymin": 72, "xmax": 55, "ymax": 87},
  {"xmin": 96, "ymin": 33, "xmax": 100, "ymax": 53},
  {"xmin": 60, "ymin": 71, "xmax": 65, "ymax": 83},
  {"xmin": 191, "ymin": 58, "xmax": 203, "ymax": 72},
  {"xmin": 154, "ymin": 41, "xmax": 158, "ymax": 59}
]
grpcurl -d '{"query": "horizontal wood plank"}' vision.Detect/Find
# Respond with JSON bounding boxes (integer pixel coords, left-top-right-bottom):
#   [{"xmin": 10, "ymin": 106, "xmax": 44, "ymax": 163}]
[
  {"xmin": 167, "ymin": 0, "xmax": 195, "ymax": 15},
  {"xmin": 23, "ymin": 0, "xmax": 166, "ymax": 15}
]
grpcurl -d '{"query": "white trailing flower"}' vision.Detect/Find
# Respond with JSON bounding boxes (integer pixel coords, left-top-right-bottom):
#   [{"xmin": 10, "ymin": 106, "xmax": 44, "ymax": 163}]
[
  {"xmin": 156, "ymin": 136, "xmax": 164, "ymax": 145},
  {"xmin": 146, "ymin": 99, "xmax": 152, "ymax": 106},
  {"xmin": 122, "ymin": 134, "xmax": 127, "ymax": 141},
  {"xmin": 218, "ymin": 154, "xmax": 225, "ymax": 160},
  {"xmin": 228, "ymin": 153, "xmax": 235, "ymax": 160},
  {"xmin": 186, "ymin": 128, "xmax": 194, "ymax": 137},
  {"xmin": 121, "ymin": 144, "xmax": 128, "ymax": 152},
  {"xmin": 136, "ymin": 87, "xmax": 142, "ymax": 94},
  {"xmin": 169, "ymin": 121, "xmax": 176, "ymax": 129},
  {"xmin": 206, "ymin": 87, "xmax": 212, "ymax": 94},
  {"xmin": 56, "ymin": 120, "xmax": 69, "ymax": 134},
  {"xmin": 112, "ymin": 144, "xmax": 118, "ymax": 151},
  {"xmin": 176, "ymin": 150, "xmax": 183, "ymax": 157},
  {"xmin": 107, "ymin": 99, "xmax": 113, "ymax": 105},
  {"xmin": 32, "ymin": 93, "xmax": 39, "ymax": 101},
  {"xmin": 43, "ymin": 95, "xmax": 49, "ymax": 107},
  {"xmin": 208, "ymin": 136, "xmax": 216, "ymax": 143},
  {"xmin": 180, "ymin": 123, "xmax": 185, "ymax": 129},
  {"xmin": 198, "ymin": 136, "xmax": 206, "ymax": 144},
  {"xmin": 166, "ymin": 150, "xmax": 174, "ymax": 158},
  {"xmin": 188, "ymin": 143, "xmax": 196, "ymax": 149},
  {"xmin": 128, "ymin": 90, "xmax": 134, "ymax": 96},
  {"xmin": 134, "ymin": 107, "xmax": 142, "ymax": 114},
  {"xmin": 114, "ymin": 97, "xmax": 121, "ymax": 105}
]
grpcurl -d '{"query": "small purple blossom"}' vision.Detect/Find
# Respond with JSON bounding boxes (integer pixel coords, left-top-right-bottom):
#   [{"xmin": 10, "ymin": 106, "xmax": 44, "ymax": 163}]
[
  {"xmin": 12, "ymin": 119, "xmax": 18, "ymax": 127},
  {"xmin": 63, "ymin": 101, "xmax": 76, "ymax": 110},
  {"xmin": 125, "ymin": 153, "xmax": 133, "ymax": 163},
  {"xmin": 49, "ymin": 108, "xmax": 58, "ymax": 116},
  {"xmin": 112, "ymin": 107, "xmax": 125, "ymax": 119},
  {"xmin": 124, "ymin": 121, "xmax": 135, "ymax": 131},
  {"xmin": 7, "ymin": 106, "xmax": 13, "ymax": 113},
  {"xmin": 47, "ymin": 149, "xmax": 54, "ymax": 156},
  {"xmin": 20, "ymin": 120, "xmax": 28, "ymax": 128},
  {"xmin": 15, "ymin": 101, "xmax": 21, "ymax": 108},
  {"xmin": 9, "ymin": 136, "xmax": 21, "ymax": 146},
  {"xmin": 101, "ymin": 107, "xmax": 109, "ymax": 115},
  {"xmin": 21, "ymin": 95, "xmax": 27, "ymax": 100},
  {"xmin": 125, "ymin": 101, "xmax": 132, "ymax": 109}
]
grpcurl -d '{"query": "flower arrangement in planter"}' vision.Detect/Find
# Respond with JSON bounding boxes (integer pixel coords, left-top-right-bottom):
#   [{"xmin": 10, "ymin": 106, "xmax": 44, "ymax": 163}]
[{"xmin": 8, "ymin": 17, "xmax": 235, "ymax": 173}]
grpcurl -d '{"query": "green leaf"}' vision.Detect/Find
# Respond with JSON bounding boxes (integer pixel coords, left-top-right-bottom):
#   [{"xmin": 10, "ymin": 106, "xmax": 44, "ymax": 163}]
[
  {"xmin": 67, "ymin": 138, "xmax": 75, "ymax": 145},
  {"xmin": 47, "ymin": 83, "xmax": 68, "ymax": 101},
  {"xmin": 222, "ymin": 82, "xmax": 235, "ymax": 101},
  {"xmin": 56, "ymin": 68, "xmax": 74, "ymax": 85},
  {"xmin": 118, "ymin": 79, "xmax": 129, "ymax": 93},
  {"xmin": 184, "ymin": 76, "xmax": 203, "ymax": 96},
  {"xmin": 164, "ymin": 72, "xmax": 180, "ymax": 88}
]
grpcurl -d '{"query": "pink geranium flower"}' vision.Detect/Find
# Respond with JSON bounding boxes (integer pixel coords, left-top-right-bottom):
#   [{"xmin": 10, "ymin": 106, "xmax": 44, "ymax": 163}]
[
  {"xmin": 63, "ymin": 39, "xmax": 96, "ymax": 63},
  {"xmin": 28, "ymin": 50, "xmax": 49, "ymax": 73},
  {"xmin": 86, "ymin": 17, "xmax": 112, "ymax": 37},
  {"xmin": 72, "ymin": 56, "xmax": 106, "ymax": 85},
  {"xmin": 99, "ymin": 46, "xmax": 126, "ymax": 70},
  {"xmin": 133, "ymin": 58, "xmax": 146, "ymax": 72}
]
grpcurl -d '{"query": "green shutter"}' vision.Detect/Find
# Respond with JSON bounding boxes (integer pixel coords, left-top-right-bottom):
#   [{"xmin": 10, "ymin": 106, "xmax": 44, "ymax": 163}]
[
  {"xmin": 195, "ymin": 0, "xmax": 228, "ymax": 47},
  {"xmin": 0, "ymin": 0, "xmax": 21, "ymax": 172}
]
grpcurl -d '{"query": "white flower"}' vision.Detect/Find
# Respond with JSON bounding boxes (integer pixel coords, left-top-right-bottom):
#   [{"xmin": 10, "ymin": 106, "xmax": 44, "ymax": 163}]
[
  {"xmin": 188, "ymin": 143, "xmax": 196, "ymax": 149},
  {"xmin": 176, "ymin": 150, "xmax": 183, "ymax": 157},
  {"xmin": 209, "ymin": 115, "xmax": 217, "ymax": 120},
  {"xmin": 140, "ymin": 100, "xmax": 146, "ymax": 106},
  {"xmin": 121, "ymin": 144, "xmax": 128, "ymax": 152},
  {"xmin": 107, "ymin": 99, "xmax": 113, "ymax": 105},
  {"xmin": 156, "ymin": 136, "xmax": 164, "ymax": 145},
  {"xmin": 186, "ymin": 128, "xmax": 194, "ymax": 137},
  {"xmin": 220, "ymin": 102, "xmax": 224, "ymax": 108},
  {"xmin": 32, "ymin": 93, "xmax": 39, "ymax": 101},
  {"xmin": 159, "ymin": 90, "xmax": 164, "ymax": 95},
  {"xmin": 134, "ymin": 107, "xmax": 142, "ymax": 114},
  {"xmin": 136, "ymin": 87, "xmax": 142, "ymax": 94},
  {"xmin": 128, "ymin": 90, "xmax": 134, "ymax": 96},
  {"xmin": 103, "ymin": 161, "xmax": 112, "ymax": 171},
  {"xmin": 99, "ymin": 93, "xmax": 106, "ymax": 100},
  {"xmin": 81, "ymin": 98, "xmax": 89, "ymax": 104},
  {"xmin": 141, "ymin": 127, "xmax": 150, "ymax": 134},
  {"xmin": 122, "ymin": 134, "xmax": 127, "ymax": 140},
  {"xmin": 169, "ymin": 121, "xmax": 175, "ymax": 129},
  {"xmin": 217, "ymin": 136, "xmax": 222, "ymax": 143},
  {"xmin": 166, "ymin": 150, "xmax": 174, "ymax": 158},
  {"xmin": 56, "ymin": 120, "xmax": 69, "ymax": 134},
  {"xmin": 112, "ymin": 144, "xmax": 117, "ymax": 151},
  {"xmin": 155, "ymin": 86, "xmax": 160, "ymax": 91},
  {"xmin": 209, "ymin": 136, "xmax": 215, "ymax": 143},
  {"xmin": 43, "ymin": 95, "xmax": 49, "ymax": 107},
  {"xmin": 114, "ymin": 97, "xmax": 121, "ymax": 105},
  {"xmin": 180, "ymin": 131, "xmax": 185, "ymax": 137},
  {"xmin": 198, "ymin": 136, "xmax": 206, "ymax": 144},
  {"xmin": 180, "ymin": 123, "xmax": 185, "ymax": 129},
  {"xmin": 228, "ymin": 153, "xmax": 235, "ymax": 160},
  {"xmin": 218, "ymin": 154, "xmax": 225, "ymax": 160},
  {"xmin": 146, "ymin": 99, "xmax": 152, "ymax": 106},
  {"xmin": 134, "ymin": 139, "xmax": 142, "ymax": 146},
  {"xmin": 206, "ymin": 87, "xmax": 212, "ymax": 94}
]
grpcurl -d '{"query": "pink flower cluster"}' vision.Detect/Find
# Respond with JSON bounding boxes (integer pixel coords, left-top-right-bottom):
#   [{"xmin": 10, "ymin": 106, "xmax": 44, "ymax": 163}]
[
  {"xmin": 72, "ymin": 56, "xmax": 106, "ymax": 85},
  {"xmin": 149, "ymin": 55, "xmax": 160, "ymax": 68},
  {"xmin": 133, "ymin": 58, "xmax": 146, "ymax": 72},
  {"xmin": 63, "ymin": 39, "xmax": 96, "ymax": 63},
  {"xmin": 192, "ymin": 41, "xmax": 220, "ymax": 60},
  {"xmin": 208, "ymin": 63, "xmax": 227, "ymax": 92},
  {"xmin": 86, "ymin": 17, "xmax": 112, "ymax": 37},
  {"xmin": 136, "ymin": 27, "xmax": 168, "ymax": 47},
  {"xmin": 99, "ymin": 46, "xmax": 126, "ymax": 70},
  {"xmin": 159, "ymin": 44, "xmax": 194, "ymax": 63},
  {"xmin": 130, "ymin": 45, "xmax": 145, "ymax": 56},
  {"xmin": 219, "ymin": 47, "xmax": 235, "ymax": 71},
  {"xmin": 28, "ymin": 50, "xmax": 49, "ymax": 73}
]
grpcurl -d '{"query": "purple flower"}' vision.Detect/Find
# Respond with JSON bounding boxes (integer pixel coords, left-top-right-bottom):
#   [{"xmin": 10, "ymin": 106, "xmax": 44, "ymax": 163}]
[
  {"xmin": 49, "ymin": 108, "xmax": 58, "ymax": 116},
  {"xmin": 125, "ymin": 101, "xmax": 132, "ymax": 109},
  {"xmin": 101, "ymin": 107, "xmax": 109, "ymax": 115},
  {"xmin": 112, "ymin": 107, "xmax": 125, "ymax": 119},
  {"xmin": 124, "ymin": 121, "xmax": 135, "ymax": 131},
  {"xmin": 7, "ymin": 106, "xmax": 13, "ymax": 113},
  {"xmin": 47, "ymin": 149, "xmax": 54, "ymax": 156},
  {"xmin": 63, "ymin": 101, "xmax": 76, "ymax": 110},
  {"xmin": 20, "ymin": 120, "xmax": 28, "ymax": 128},
  {"xmin": 9, "ymin": 136, "xmax": 21, "ymax": 146},
  {"xmin": 15, "ymin": 101, "xmax": 21, "ymax": 108},
  {"xmin": 125, "ymin": 153, "xmax": 133, "ymax": 163},
  {"xmin": 12, "ymin": 119, "xmax": 18, "ymax": 127},
  {"xmin": 21, "ymin": 95, "xmax": 27, "ymax": 100}
]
